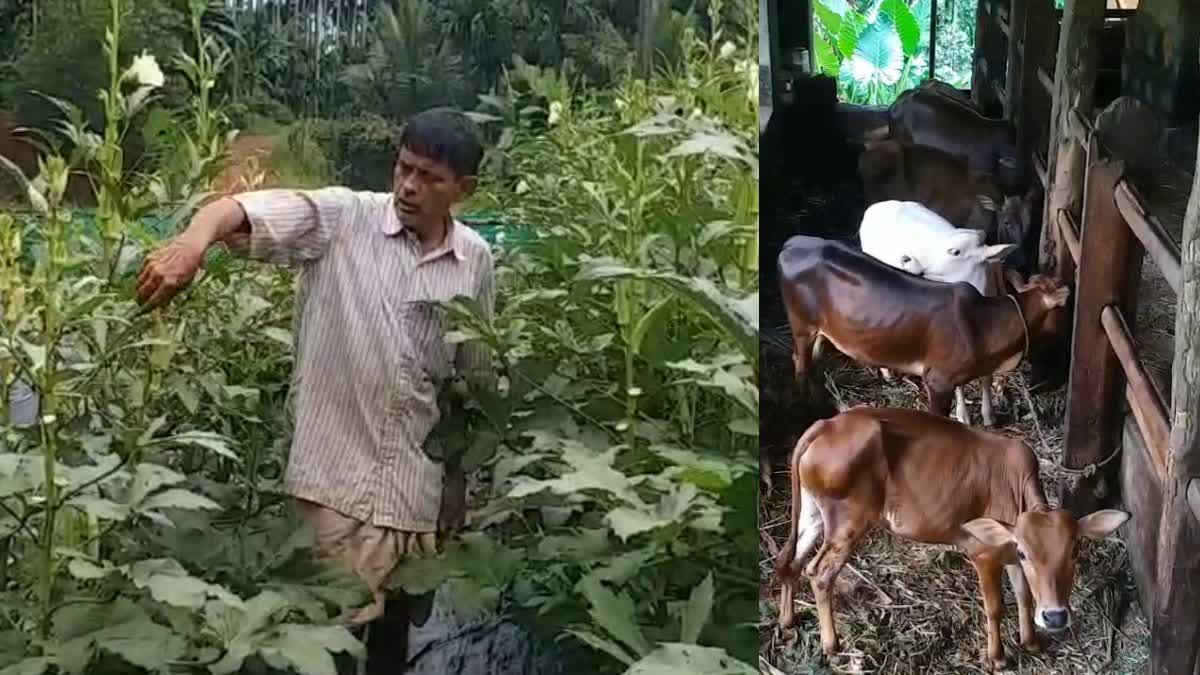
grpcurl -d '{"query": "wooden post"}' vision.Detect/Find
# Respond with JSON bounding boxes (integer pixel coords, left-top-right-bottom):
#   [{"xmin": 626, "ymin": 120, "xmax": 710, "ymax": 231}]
[
  {"xmin": 1151, "ymin": 122, "xmax": 1200, "ymax": 675},
  {"xmin": 637, "ymin": 0, "xmax": 658, "ymax": 79},
  {"xmin": 1060, "ymin": 140, "xmax": 1143, "ymax": 515},
  {"xmin": 929, "ymin": 0, "xmax": 938, "ymax": 80},
  {"xmin": 1018, "ymin": 0, "xmax": 1057, "ymax": 180},
  {"xmin": 1006, "ymin": 0, "xmax": 1028, "ymax": 126},
  {"xmin": 1039, "ymin": 0, "xmax": 1107, "ymax": 275},
  {"xmin": 972, "ymin": 0, "xmax": 990, "ymax": 108}
]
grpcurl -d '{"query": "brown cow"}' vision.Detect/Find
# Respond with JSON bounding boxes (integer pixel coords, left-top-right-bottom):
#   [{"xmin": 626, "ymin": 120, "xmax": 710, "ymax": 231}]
[
  {"xmin": 858, "ymin": 138, "xmax": 1034, "ymax": 247},
  {"xmin": 774, "ymin": 406, "xmax": 1129, "ymax": 670},
  {"xmin": 777, "ymin": 235, "xmax": 1068, "ymax": 417}
]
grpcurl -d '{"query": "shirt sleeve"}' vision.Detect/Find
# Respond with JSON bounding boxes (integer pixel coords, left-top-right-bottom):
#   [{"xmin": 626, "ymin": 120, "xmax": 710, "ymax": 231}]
[
  {"xmin": 455, "ymin": 249, "xmax": 496, "ymax": 386},
  {"xmin": 222, "ymin": 187, "xmax": 355, "ymax": 265}
]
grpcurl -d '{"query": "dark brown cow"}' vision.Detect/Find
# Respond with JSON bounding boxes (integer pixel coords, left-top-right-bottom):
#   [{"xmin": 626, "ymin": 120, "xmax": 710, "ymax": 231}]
[
  {"xmin": 858, "ymin": 139, "xmax": 1033, "ymax": 249},
  {"xmin": 889, "ymin": 88, "xmax": 1018, "ymax": 180},
  {"xmin": 895, "ymin": 79, "xmax": 980, "ymax": 113},
  {"xmin": 777, "ymin": 235, "xmax": 1069, "ymax": 417},
  {"xmin": 773, "ymin": 406, "xmax": 1130, "ymax": 670}
]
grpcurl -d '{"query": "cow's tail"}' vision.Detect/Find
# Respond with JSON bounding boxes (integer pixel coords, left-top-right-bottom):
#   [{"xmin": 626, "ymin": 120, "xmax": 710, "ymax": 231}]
[{"xmin": 773, "ymin": 420, "xmax": 828, "ymax": 580}]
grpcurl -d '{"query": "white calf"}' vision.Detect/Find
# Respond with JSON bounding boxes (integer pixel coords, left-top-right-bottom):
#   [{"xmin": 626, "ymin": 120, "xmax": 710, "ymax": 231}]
[{"xmin": 859, "ymin": 200, "xmax": 1015, "ymax": 427}]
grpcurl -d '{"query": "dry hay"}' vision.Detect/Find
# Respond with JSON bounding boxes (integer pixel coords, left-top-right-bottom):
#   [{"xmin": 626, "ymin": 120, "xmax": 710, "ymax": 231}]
[{"xmin": 758, "ymin": 353, "xmax": 1151, "ymax": 674}]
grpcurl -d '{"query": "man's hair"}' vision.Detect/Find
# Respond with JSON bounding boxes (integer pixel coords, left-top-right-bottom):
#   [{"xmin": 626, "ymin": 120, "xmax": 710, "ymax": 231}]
[{"xmin": 397, "ymin": 107, "xmax": 484, "ymax": 178}]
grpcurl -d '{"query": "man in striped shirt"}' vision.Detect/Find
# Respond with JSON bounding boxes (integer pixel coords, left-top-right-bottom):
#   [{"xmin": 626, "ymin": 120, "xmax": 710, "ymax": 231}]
[{"xmin": 135, "ymin": 108, "xmax": 496, "ymax": 629}]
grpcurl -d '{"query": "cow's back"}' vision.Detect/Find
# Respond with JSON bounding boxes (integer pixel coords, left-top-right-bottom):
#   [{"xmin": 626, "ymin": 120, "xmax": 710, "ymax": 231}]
[
  {"xmin": 843, "ymin": 407, "xmax": 1012, "ymax": 543},
  {"xmin": 778, "ymin": 236, "xmax": 976, "ymax": 358},
  {"xmin": 890, "ymin": 91, "xmax": 1010, "ymax": 173}
]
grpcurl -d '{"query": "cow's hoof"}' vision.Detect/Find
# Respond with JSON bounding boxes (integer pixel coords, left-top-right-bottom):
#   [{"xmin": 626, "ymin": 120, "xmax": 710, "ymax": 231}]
[
  {"xmin": 1020, "ymin": 635, "xmax": 1043, "ymax": 654},
  {"xmin": 821, "ymin": 637, "xmax": 839, "ymax": 657},
  {"xmin": 983, "ymin": 650, "xmax": 1012, "ymax": 672}
]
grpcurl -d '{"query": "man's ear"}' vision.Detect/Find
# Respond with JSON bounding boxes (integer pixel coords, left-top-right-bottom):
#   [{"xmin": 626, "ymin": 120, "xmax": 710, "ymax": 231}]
[{"xmin": 458, "ymin": 175, "xmax": 479, "ymax": 199}]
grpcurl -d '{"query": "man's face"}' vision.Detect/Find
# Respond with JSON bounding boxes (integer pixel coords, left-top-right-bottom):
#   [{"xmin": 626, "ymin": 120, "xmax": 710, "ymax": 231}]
[{"xmin": 392, "ymin": 147, "xmax": 476, "ymax": 232}]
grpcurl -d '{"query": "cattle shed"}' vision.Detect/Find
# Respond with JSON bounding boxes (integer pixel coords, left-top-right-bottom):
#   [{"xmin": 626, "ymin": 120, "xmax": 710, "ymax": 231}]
[{"xmin": 761, "ymin": 0, "xmax": 1200, "ymax": 672}]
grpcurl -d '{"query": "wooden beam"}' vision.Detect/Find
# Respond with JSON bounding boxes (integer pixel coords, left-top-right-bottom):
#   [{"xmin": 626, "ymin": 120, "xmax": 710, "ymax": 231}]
[
  {"xmin": 1189, "ymin": 478, "xmax": 1200, "ymax": 523},
  {"xmin": 1041, "ymin": 0, "xmax": 1108, "ymax": 276},
  {"xmin": 1100, "ymin": 305, "xmax": 1170, "ymax": 480},
  {"xmin": 1069, "ymin": 107, "xmax": 1095, "ymax": 145},
  {"xmin": 1034, "ymin": 151, "xmax": 1048, "ymax": 188},
  {"xmin": 1058, "ymin": 208, "xmax": 1082, "ymax": 264},
  {"xmin": 992, "ymin": 79, "xmax": 1009, "ymax": 116},
  {"xmin": 1122, "ymin": 419, "xmax": 1165, "ymax": 631},
  {"xmin": 1039, "ymin": 67, "xmax": 1054, "ymax": 96},
  {"xmin": 1114, "ymin": 180, "xmax": 1182, "ymax": 294},
  {"xmin": 1060, "ymin": 147, "xmax": 1143, "ymax": 515},
  {"xmin": 1151, "ymin": 103, "xmax": 1200, "ymax": 675}
]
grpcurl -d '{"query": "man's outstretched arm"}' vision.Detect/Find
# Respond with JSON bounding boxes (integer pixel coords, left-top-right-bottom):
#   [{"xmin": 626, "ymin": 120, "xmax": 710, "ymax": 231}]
[
  {"xmin": 136, "ymin": 196, "xmax": 250, "ymax": 308},
  {"xmin": 136, "ymin": 188, "xmax": 350, "ymax": 308}
]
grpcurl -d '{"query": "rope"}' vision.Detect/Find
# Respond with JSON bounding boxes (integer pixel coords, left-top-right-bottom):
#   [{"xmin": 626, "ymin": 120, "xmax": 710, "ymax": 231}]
[
  {"xmin": 1007, "ymin": 293, "xmax": 1030, "ymax": 363},
  {"xmin": 1018, "ymin": 373, "xmax": 1122, "ymax": 481}
]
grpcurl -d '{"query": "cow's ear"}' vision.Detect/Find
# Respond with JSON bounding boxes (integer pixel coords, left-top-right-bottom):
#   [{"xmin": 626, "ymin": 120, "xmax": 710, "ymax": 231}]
[
  {"xmin": 977, "ymin": 195, "xmax": 997, "ymax": 212},
  {"xmin": 963, "ymin": 518, "xmax": 1015, "ymax": 547},
  {"xmin": 983, "ymin": 244, "xmax": 1016, "ymax": 262},
  {"xmin": 1077, "ymin": 510, "xmax": 1130, "ymax": 540}
]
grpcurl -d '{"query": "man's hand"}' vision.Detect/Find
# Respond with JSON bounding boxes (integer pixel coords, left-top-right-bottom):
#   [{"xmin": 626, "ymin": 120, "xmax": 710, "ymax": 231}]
[
  {"xmin": 135, "ymin": 237, "xmax": 206, "ymax": 309},
  {"xmin": 437, "ymin": 464, "xmax": 467, "ymax": 536}
]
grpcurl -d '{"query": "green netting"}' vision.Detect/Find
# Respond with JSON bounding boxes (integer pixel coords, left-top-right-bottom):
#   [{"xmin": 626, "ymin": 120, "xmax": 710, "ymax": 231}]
[{"xmin": 8, "ymin": 206, "xmax": 537, "ymax": 247}]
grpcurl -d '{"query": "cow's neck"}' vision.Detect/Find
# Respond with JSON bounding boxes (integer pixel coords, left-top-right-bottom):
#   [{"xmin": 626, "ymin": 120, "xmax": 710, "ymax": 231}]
[{"xmin": 973, "ymin": 294, "xmax": 1031, "ymax": 374}]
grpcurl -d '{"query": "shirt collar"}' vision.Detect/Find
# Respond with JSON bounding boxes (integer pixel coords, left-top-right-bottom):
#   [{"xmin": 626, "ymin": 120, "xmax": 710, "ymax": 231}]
[{"xmin": 381, "ymin": 204, "xmax": 466, "ymax": 262}]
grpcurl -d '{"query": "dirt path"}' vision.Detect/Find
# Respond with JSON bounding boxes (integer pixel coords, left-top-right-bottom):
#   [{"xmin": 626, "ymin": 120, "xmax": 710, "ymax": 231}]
[{"xmin": 212, "ymin": 132, "xmax": 277, "ymax": 194}]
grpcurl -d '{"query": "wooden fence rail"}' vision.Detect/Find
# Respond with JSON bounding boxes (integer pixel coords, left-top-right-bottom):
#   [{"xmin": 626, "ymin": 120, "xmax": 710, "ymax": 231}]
[{"xmin": 975, "ymin": 1, "xmax": 1200, "ymax": 671}]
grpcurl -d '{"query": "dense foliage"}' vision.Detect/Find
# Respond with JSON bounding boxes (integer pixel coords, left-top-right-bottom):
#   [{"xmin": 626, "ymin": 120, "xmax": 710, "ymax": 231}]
[
  {"xmin": 811, "ymin": 0, "xmax": 975, "ymax": 105},
  {"xmin": 1, "ymin": 0, "xmax": 752, "ymax": 192},
  {"xmin": 417, "ymin": 4, "xmax": 761, "ymax": 670},
  {"xmin": 1, "ymin": 0, "xmax": 759, "ymax": 673}
]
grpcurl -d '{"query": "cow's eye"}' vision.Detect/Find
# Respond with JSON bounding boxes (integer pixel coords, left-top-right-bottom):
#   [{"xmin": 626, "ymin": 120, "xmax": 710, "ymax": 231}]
[
  {"xmin": 900, "ymin": 255, "xmax": 911, "ymax": 263},
  {"xmin": 947, "ymin": 248, "xmax": 960, "ymax": 256}
]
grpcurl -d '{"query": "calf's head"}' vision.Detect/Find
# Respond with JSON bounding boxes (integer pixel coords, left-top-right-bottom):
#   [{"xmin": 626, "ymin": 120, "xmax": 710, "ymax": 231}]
[
  {"xmin": 918, "ymin": 229, "xmax": 1015, "ymax": 293},
  {"xmin": 963, "ymin": 509, "xmax": 1129, "ymax": 632},
  {"xmin": 1013, "ymin": 273, "xmax": 1072, "ymax": 346}
]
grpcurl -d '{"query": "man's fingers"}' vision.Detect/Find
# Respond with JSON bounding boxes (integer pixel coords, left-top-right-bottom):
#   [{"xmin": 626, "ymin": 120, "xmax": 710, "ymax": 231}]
[
  {"xmin": 135, "ymin": 269, "xmax": 162, "ymax": 303},
  {"xmin": 142, "ymin": 281, "xmax": 178, "ymax": 310}
]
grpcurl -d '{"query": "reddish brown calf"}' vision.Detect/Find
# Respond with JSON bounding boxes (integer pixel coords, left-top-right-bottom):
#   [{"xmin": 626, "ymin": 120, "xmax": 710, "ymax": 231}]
[{"xmin": 774, "ymin": 406, "xmax": 1129, "ymax": 670}]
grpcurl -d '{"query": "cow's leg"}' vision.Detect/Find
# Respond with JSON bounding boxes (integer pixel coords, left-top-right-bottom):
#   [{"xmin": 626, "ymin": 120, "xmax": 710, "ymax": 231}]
[
  {"xmin": 971, "ymin": 551, "xmax": 1010, "ymax": 671},
  {"xmin": 778, "ymin": 489, "xmax": 824, "ymax": 629},
  {"xmin": 760, "ymin": 447, "xmax": 774, "ymax": 498},
  {"xmin": 955, "ymin": 386, "xmax": 972, "ymax": 426},
  {"xmin": 791, "ymin": 332, "xmax": 825, "ymax": 400},
  {"xmin": 980, "ymin": 374, "xmax": 995, "ymax": 427},
  {"xmin": 1006, "ymin": 564, "xmax": 1042, "ymax": 653},
  {"xmin": 806, "ymin": 505, "xmax": 870, "ymax": 659},
  {"xmin": 925, "ymin": 379, "xmax": 955, "ymax": 419}
]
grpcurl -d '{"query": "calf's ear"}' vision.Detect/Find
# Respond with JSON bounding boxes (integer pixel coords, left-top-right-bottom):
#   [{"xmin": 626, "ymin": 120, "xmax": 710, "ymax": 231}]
[
  {"xmin": 962, "ymin": 518, "xmax": 1015, "ymax": 547},
  {"xmin": 1046, "ymin": 285, "xmax": 1070, "ymax": 308},
  {"xmin": 1077, "ymin": 509, "xmax": 1130, "ymax": 540}
]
